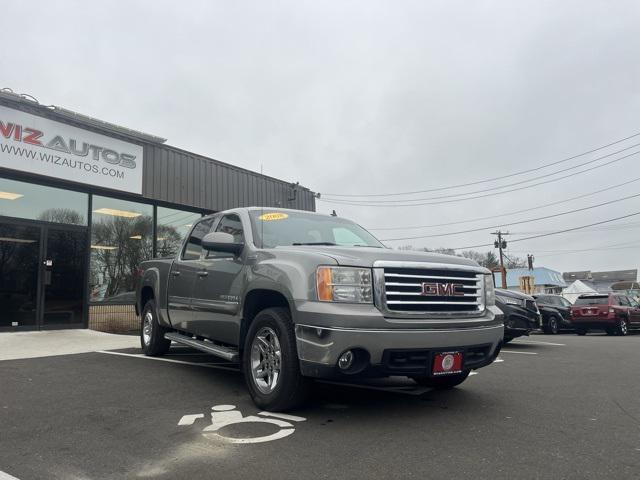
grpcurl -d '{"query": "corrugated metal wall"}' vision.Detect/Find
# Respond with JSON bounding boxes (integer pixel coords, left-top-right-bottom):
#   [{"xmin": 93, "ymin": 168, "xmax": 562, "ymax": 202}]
[
  {"xmin": 0, "ymin": 96, "xmax": 316, "ymax": 213},
  {"xmin": 143, "ymin": 144, "xmax": 315, "ymax": 212}
]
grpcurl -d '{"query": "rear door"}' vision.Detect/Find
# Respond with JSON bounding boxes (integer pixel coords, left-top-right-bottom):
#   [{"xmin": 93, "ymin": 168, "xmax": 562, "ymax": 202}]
[
  {"xmin": 618, "ymin": 295, "xmax": 638, "ymax": 325},
  {"xmin": 167, "ymin": 217, "xmax": 215, "ymax": 331},
  {"xmin": 630, "ymin": 298, "xmax": 640, "ymax": 326},
  {"xmin": 191, "ymin": 213, "xmax": 246, "ymax": 344}
]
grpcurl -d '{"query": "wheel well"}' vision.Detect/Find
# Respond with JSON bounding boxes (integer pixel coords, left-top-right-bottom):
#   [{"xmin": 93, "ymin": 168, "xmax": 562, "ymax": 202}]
[
  {"xmin": 140, "ymin": 286, "xmax": 155, "ymax": 313},
  {"xmin": 241, "ymin": 289, "xmax": 291, "ymax": 347}
]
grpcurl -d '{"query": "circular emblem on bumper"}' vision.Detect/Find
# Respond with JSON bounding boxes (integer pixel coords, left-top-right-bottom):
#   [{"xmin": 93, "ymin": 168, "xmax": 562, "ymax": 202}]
[{"xmin": 441, "ymin": 354, "xmax": 454, "ymax": 371}]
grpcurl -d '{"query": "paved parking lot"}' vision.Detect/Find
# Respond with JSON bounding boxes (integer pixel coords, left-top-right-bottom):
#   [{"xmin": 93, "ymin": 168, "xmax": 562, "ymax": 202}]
[{"xmin": 1, "ymin": 332, "xmax": 639, "ymax": 480}]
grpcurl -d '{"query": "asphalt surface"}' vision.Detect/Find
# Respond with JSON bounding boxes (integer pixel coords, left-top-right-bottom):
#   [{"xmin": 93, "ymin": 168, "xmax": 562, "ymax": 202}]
[{"xmin": 1, "ymin": 333, "xmax": 639, "ymax": 479}]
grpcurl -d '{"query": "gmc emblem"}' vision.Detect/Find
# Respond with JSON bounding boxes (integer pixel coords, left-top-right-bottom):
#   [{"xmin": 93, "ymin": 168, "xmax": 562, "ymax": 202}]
[{"xmin": 422, "ymin": 282, "xmax": 465, "ymax": 297}]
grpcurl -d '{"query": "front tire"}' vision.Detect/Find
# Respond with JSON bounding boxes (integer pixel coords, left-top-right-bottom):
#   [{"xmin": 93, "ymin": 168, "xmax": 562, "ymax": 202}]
[
  {"xmin": 411, "ymin": 371, "xmax": 470, "ymax": 389},
  {"xmin": 140, "ymin": 299, "xmax": 171, "ymax": 356},
  {"xmin": 576, "ymin": 329, "xmax": 587, "ymax": 336},
  {"xmin": 242, "ymin": 307, "xmax": 310, "ymax": 411}
]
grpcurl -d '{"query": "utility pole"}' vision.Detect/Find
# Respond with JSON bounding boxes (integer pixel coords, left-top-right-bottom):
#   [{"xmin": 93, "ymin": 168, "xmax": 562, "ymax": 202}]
[{"xmin": 492, "ymin": 231, "xmax": 509, "ymax": 289}]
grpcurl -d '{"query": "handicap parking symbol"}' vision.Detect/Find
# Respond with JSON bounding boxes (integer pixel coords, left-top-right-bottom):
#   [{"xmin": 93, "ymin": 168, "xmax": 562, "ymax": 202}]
[{"xmin": 178, "ymin": 405, "xmax": 306, "ymax": 444}]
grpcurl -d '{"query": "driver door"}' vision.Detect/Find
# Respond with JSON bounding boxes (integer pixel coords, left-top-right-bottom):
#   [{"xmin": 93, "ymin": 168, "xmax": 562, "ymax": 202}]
[{"xmin": 191, "ymin": 213, "xmax": 246, "ymax": 344}]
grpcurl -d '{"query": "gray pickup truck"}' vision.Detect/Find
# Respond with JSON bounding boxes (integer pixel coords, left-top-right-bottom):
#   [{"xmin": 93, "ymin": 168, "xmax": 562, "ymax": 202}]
[{"xmin": 136, "ymin": 207, "xmax": 503, "ymax": 411}]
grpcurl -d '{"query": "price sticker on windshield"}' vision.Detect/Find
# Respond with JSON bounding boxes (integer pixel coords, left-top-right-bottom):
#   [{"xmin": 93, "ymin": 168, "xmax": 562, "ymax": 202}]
[{"xmin": 259, "ymin": 212, "xmax": 289, "ymax": 221}]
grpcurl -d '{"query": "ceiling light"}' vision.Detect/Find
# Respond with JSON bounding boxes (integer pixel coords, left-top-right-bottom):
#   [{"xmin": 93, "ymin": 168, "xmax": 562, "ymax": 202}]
[
  {"xmin": 129, "ymin": 235, "xmax": 142, "ymax": 240},
  {"xmin": 93, "ymin": 208, "xmax": 142, "ymax": 218},
  {"xmin": 0, "ymin": 191, "xmax": 23, "ymax": 200},
  {"xmin": 184, "ymin": 224, "xmax": 193, "ymax": 228},
  {"xmin": 156, "ymin": 237, "xmax": 166, "ymax": 241},
  {"xmin": 0, "ymin": 236, "xmax": 36, "ymax": 244},
  {"xmin": 91, "ymin": 245, "xmax": 118, "ymax": 250}
]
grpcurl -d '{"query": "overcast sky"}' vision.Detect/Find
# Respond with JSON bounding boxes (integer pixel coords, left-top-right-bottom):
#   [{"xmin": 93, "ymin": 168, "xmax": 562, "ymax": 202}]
[{"xmin": 2, "ymin": 0, "xmax": 640, "ymax": 273}]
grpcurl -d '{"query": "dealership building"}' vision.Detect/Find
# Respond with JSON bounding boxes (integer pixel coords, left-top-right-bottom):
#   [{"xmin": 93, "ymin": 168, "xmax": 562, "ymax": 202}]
[{"xmin": 0, "ymin": 90, "xmax": 315, "ymax": 332}]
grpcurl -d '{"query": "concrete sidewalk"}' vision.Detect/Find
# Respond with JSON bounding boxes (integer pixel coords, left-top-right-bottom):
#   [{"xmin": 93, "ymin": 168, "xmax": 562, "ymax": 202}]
[{"xmin": 0, "ymin": 329, "xmax": 140, "ymax": 361}]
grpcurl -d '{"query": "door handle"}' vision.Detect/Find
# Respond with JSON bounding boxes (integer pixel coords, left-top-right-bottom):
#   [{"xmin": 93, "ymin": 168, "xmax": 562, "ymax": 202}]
[
  {"xmin": 171, "ymin": 271, "xmax": 181, "ymax": 277},
  {"xmin": 197, "ymin": 271, "xmax": 209, "ymax": 277}
]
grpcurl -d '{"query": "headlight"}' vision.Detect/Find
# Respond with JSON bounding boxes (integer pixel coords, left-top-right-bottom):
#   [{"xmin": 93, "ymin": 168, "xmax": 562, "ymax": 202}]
[
  {"xmin": 316, "ymin": 266, "xmax": 373, "ymax": 303},
  {"xmin": 484, "ymin": 275, "xmax": 495, "ymax": 307},
  {"xmin": 496, "ymin": 294, "xmax": 523, "ymax": 306}
]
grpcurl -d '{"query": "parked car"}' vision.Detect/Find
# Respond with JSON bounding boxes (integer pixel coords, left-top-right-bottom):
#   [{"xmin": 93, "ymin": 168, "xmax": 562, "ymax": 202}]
[
  {"xmin": 495, "ymin": 289, "xmax": 541, "ymax": 343},
  {"xmin": 570, "ymin": 293, "xmax": 640, "ymax": 336},
  {"xmin": 136, "ymin": 207, "xmax": 503, "ymax": 411},
  {"xmin": 531, "ymin": 294, "xmax": 573, "ymax": 334}
]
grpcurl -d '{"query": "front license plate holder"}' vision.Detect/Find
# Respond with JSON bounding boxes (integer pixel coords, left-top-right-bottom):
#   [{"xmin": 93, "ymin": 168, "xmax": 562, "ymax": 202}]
[{"xmin": 432, "ymin": 351, "xmax": 464, "ymax": 376}]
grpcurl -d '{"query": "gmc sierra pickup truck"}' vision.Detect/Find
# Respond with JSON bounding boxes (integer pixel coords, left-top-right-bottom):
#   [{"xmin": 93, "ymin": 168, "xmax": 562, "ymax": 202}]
[{"xmin": 136, "ymin": 207, "xmax": 503, "ymax": 411}]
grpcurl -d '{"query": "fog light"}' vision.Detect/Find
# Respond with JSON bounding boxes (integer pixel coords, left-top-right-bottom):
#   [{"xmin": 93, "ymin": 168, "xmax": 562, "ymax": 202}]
[{"xmin": 338, "ymin": 350, "xmax": 354, "ymax": 370}]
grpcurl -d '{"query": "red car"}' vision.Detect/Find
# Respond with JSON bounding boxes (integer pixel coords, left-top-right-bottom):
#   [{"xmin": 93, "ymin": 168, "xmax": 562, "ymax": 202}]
[{"xmin": 570, "ymin": 293, "xmax": 640, "ymax": 336}]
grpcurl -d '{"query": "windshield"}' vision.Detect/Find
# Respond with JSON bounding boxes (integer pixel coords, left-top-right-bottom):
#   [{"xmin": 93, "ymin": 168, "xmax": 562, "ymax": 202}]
[
  {"xmin": 574, "ymin": 296, "xmax": 609, "ymax": 306},
  {"xmin": 248, "ymin": 210, "xmax": 385, "ymax": 248}
]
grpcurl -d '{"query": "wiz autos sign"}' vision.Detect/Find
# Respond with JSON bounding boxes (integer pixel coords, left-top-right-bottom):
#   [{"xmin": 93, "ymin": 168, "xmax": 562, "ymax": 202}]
[{"xmin": 0, "ymin": 105, "xmax": 143, "ymax": 194}]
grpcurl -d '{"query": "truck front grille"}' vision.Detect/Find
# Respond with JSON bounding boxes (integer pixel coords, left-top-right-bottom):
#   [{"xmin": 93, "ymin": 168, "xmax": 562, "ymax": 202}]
[{"xmin": 378, "ymin": 263, "xmax": 485, "ymax": 315}]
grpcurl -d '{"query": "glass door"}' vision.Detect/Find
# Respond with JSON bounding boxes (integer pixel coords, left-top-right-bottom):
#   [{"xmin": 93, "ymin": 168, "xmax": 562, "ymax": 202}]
[
  {"xmin": 0, "ymin": 217, "xmax": 88, "ymax": 330},
  {"xmin": 41, "ymin": 226, "xmax": 87, "ymax": 327},
  {"xmin": 0, "ymin": 223, "xmax": 42, "ymax": 328}
]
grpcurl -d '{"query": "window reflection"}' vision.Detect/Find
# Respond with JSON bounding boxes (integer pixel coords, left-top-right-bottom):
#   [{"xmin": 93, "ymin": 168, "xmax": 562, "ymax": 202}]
[
  {"xmin": 90, "ymin": 196, "xmax": 152, "ymax": 303},
  {"xmin": 0, "ymin": 177, "xmax": 87, "ymax": 225},
  {"xmin": 156, "ymin": 207, "xmax": 202, "ymax": 258}
]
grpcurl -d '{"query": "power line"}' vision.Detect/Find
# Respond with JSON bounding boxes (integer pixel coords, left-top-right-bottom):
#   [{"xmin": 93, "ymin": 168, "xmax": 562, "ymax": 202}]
[
  {"xmin": 368, "ymin": 176, "xmax": 640, "ymax": 231},
  {"xmin": 322, "ymin": 143, "xmax": 640, "ymax": 204},
  {"xmin": 509, "ymin": 239, "xmax": 640, "ymax": 255},
  {"xmin": 448, "ymin": 210, "xmax": 640, "ymax": 250},
  {"xmin": 318, "ymin": 149, "xmax": 640, "ymax": 207},
  {"xmin": 507, "ymin": 220, "xmax": 640, "ymax": 235},
  {"xmin": 379, "ymin": 191, "xmax": 640, "ymax": 241},
  {"xmin": 321, "ymin": 131, "xmax": 640, "ymax": 198}
]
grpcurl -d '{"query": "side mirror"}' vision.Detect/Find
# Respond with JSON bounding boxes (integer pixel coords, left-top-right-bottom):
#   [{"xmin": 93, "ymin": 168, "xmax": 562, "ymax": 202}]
[{"xmin": 201, "ymin": 232, "xmax": 244, "ymax": 256}]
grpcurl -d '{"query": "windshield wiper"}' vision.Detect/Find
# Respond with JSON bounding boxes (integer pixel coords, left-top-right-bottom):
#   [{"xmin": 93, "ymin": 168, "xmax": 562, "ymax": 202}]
[{"xmin": 292, "ymin": 242, "xmax": 337, "ymax": 246}]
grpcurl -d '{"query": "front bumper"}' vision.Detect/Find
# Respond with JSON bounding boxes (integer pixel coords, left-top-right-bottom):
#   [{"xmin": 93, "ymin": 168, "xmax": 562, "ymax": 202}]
[
  {"xmin": 295, "ymin": 323, "xmax": 503, "ymax": 378},
  {"xmin": 498, "ymin": 304, "xmax": 541, "ymax": 339}
]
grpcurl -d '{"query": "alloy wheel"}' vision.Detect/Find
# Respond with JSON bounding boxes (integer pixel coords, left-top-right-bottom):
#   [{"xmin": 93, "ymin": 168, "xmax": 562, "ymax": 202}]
[
  {"xmin": 619, "ymin": 319, "xmax": 628, "ymax": 336},
  {"xmin": 250, "ymin": 327, "xmax": 282, "ymax": 394},
  {"xmin": 142, "ymin": 311, "xmax": 153, "ymax": 346}
]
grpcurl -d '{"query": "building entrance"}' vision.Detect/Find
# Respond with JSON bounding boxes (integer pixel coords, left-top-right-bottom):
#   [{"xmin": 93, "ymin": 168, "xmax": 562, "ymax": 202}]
[{"xmin": 0, "ymin": 217, "xmax": 87, "ymax": 330}]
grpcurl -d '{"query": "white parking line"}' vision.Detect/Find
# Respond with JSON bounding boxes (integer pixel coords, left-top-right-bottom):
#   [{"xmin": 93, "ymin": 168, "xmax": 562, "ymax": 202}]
[
  {"xmin": 511, "ymin": 340, "xmax": 565, "ymax": 346},
  {"xmin": 500, "ymin": 350, "xmax": 538, "ymax": 355},
  {"xmin": 96, "ymin": 351, "xmax": 239, "ymax": 371},
  {"xmin": 0, "ymin": 470, "xmax": 21, "ymax": 480},
  {"xmin": 258, "ymin": 411, "xmax": 307, "ymax": 422}
]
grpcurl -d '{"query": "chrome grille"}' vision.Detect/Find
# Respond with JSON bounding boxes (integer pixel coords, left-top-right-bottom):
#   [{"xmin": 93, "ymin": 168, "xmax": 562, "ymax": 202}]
[{"xmin": 375, "ymin": 261, "xmax": 486, "ymax": 316}]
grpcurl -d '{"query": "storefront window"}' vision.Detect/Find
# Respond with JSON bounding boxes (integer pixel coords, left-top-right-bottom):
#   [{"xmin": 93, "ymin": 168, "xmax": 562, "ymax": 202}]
[
  {"xmin": 156, "ymin": 206, "xmax": 202, "ymax": 257},
  {"xmin": 0, "ymin": 177, "xmax": 87, "ymax": 225},
  {"xmin": 90, "ymin": 196, "xmax": 152, "ymax": 303}
]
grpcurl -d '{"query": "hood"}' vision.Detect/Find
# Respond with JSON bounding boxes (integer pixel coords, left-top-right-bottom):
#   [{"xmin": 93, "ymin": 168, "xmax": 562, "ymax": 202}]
[
  {"xmin": 496, "ymin": 288, "xmax": 534, "ymax": 301},
  {"xmin": 272, "ymin": 245, "xmax": 487, "ymax": 270}
]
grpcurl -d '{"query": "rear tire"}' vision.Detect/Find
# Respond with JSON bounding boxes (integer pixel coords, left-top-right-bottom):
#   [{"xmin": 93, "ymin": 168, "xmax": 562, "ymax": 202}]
[
  {"xmin": 617, "ymin": 318, "xmax": 628, "ymax": 336},
  {"xmin": 605, "ymin": 327, "xmax": 615, "ymax": 336},
  {"xmin": 576, "ymin": 329, "xmax": 587, "ymax": 336},
  {"xmin": 544, "ymin": 316, "xmax": 559, "ymax": 335},
  {"xmin": 140, "ymin": 299, "xmax": 171, "ymax": 356},
  {"xmin": 411, "ymin": 371, "xmax": 470, "ymax": 389},
  {"xmin": 242, "ymin": 307, "xmax": 310, "ymax": 411}
]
